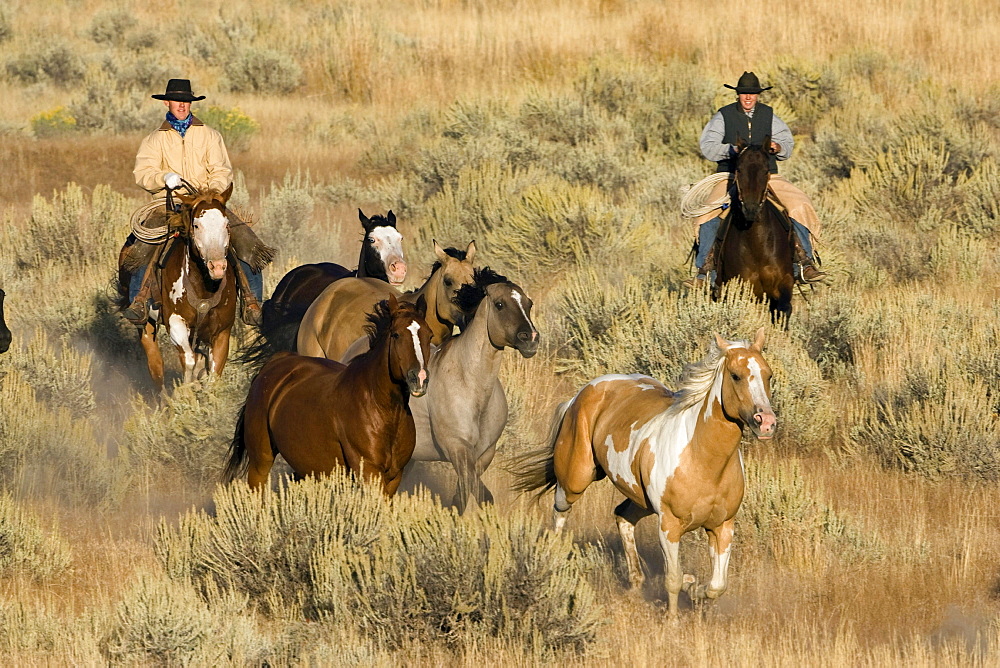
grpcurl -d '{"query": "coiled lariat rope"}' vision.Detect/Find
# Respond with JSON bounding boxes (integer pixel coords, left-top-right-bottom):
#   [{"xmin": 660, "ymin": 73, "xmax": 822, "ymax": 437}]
[
  {"xmin": 679, "ymin": 173, "xmax": 731, "ymax": 219},
  {"xmin": 129, "ymin": 197, "xmax": 173, "ymax": 243}
]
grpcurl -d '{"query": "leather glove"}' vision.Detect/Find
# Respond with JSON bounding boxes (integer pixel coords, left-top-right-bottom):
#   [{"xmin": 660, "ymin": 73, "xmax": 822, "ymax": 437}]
[{"xmin": 164, "ymin": 172, "xmax": 182, "ymax": 190}]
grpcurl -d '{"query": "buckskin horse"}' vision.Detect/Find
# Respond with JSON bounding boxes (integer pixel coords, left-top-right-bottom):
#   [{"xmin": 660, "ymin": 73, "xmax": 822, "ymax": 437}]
[
  {"xmin": 254, "ymin": 209, "xmax": 407, "ymax": 355},
  {"xmin": 296, "ymin": 240, "xmax": 476, "ymax": 362},
  {"xmin": 512, "ymin": 329, "xmax": 775, "ymax": 616},
  {"xmin": 126, "ymin": 186, "xmax": 238, "ymax": 391},
  {"xmin": 223, "ymin": 294, "xmax": 431, "ymax": 495},
  {"xmin": 715, "ymin": 137, "xmax": 796, "ymax": 324}
]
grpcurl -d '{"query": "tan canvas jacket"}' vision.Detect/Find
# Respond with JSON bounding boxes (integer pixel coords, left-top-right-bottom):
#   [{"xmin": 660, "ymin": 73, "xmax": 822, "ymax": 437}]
[{"xmin": 133, "ymin": 116, "xmax": 232, "ymax": 194}]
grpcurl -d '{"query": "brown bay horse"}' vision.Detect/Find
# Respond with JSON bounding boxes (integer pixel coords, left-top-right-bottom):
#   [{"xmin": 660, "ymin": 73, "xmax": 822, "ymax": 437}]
[
  {"xmin": 296, "ymin": 240, "xmax": 476, "ymax": 362},
  {"xmin": 512, "ymin": 329, "xmax": 775, "ymax": 616},
  {"xmin": 126, "ymin": 186, "xmax": 238, "ymax": 390},
  {"xmin": 223, "ymin": 295, "xmax": 432, "ymax": 494},
  {"xmin": 0, "ymin": 289, "xmax": 11, "ymax": 354},
  {"xmin": 254, "ymin": 210, "xmax": 407, "ymax": 355},
  {"xmin": 716, "ymin": 137, "xmax": 796, "ymax": 324}
]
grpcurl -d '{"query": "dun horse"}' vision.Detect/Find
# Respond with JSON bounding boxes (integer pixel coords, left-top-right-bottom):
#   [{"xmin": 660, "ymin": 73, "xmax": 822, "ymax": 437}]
[
  {"xmin": 513, "ymin": 329, "xmax": 775, "ymax": 616},
  {"xmin": 256, "ymin": 210, "xmax": 406, "ymax": 354},
  {"xmin": 297, "ymin": 241, "xmax": 476, "ymax": 361},
  {"xmin": 343, "ymin": 268, "xmax": 540, "ymax": 513},
  {"xmin": 223, "ymin": 295, "xmax": 431, "ymax": 495},
  {"xmin": 124, "ymin": 186, "xmax": 238, "ymax": 390},
  {"xmin": 715, "ymin": 137, "xmax": 796, "ymax": 323}
]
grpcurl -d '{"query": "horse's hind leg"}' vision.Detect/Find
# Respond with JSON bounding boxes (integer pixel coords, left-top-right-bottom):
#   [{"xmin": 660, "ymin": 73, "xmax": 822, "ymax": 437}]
[
  {"xmin": 614, "ymin": 498, "xmax": 653, "ymax": 590},
  {"xmin": 138, "ymin": 322, "xmax": 165, "ymax": 393},
  {"xmin": 242, "ymin": 402, "xmax": 276, "ymax": 490}
]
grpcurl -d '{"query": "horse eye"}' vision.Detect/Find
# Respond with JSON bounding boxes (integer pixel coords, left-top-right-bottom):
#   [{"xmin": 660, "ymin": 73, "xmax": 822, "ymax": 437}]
[
  {"xmin": 391, "ymin": 332, "xmax": 399, "ymax": 339},
  {"xmin": 731, "ymin": 373, "xmax": 741, "ymax": 382},
  {"xmin": 495, "ymin": 301, "xmax": 504, "ymax": 310},
  {"xmin": 444, "ymin": 278, "xmax": 453, "ymax": 287}
]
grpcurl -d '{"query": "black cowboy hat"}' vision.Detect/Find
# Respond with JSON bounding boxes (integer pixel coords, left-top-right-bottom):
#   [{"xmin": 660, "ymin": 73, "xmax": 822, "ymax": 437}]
[
  {"xmin": 724, "ymin": 71, "xmax": 772, "ymax": 95},
  {"xmin": 151, "ymin": 79, "xmax": 205, "ymax": 102}
]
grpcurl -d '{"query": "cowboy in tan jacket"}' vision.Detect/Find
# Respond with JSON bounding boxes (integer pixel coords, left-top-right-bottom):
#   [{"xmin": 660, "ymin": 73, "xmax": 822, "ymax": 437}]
[{"xmin": 121, "ymin": 78, "xmax": 273, "ymax": 326}]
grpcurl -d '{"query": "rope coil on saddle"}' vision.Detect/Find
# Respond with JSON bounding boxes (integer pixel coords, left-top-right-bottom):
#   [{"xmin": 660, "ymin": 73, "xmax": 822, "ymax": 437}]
[
  {"xmin": 129, "ymin": 197, "xmax": 174, "ymax": 243},
  {"xmin": 679, "ymin": 173, "xmax": 731, "ymax": 219}
]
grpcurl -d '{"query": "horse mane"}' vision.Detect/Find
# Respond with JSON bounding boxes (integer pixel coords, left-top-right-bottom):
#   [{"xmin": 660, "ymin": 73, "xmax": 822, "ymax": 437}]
[
  {"xmin": 364, "ymin": 299, "xmax": 423, "ymax": 348},
  {"xmin": 454, "ymin": 266, "xmax": 508, "ymax": 314},
  {"xmin": 666, "ymin": 336, "xmax": 750, "ymax": 415},
  {"xmin": 429, "ymin": 246, "xmax": 468, "ymax": 274}
]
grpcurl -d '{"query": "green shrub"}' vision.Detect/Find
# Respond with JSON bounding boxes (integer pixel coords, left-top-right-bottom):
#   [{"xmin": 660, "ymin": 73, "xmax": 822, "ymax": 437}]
[
  {"xmin": 30, "ymin": 107, "xmax": 77, "ymax": 138},
  {"xmin": 5, "ymin": 44, "xmax": 85, "ymax": 87},
  {"xmin": 259, "ymin": 171, "xmax": 319, "ymax": 259},
  {"xmin": 87, "ymin": 8, "xmax": 137, "ymax": 46},
  {"xmin": 196, "ymin": 105, "xmax": 260, "ymax": 153},
  {"xmin": 7, "ymin": 329, "xmax": 95, "ymax": 419},
  {"xmin": 0, "ymin": 493, "xmax": 72, "ymax": 580},
  {"xmin": 225, "ymin": 47, "xmax": 303, "ymax": 95}
]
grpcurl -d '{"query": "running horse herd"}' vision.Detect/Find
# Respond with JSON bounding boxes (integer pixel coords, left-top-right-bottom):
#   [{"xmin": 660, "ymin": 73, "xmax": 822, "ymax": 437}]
[{"xmin": 100, "ymin": 147, "xmax": 788, "ymax": 616}]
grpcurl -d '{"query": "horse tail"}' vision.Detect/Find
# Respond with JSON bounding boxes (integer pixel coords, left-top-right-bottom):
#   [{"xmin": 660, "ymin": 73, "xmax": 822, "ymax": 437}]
[
  {"xmin": 508, "ymin": 398, "xmax": 573, "ymax": 497},
  {"xmin": 236, "ymin": 298, "xmax": 300, "ymax": 370},
  {"xmin": 222, "ymin": 401, "xmax": 250, "ymax": 483}
]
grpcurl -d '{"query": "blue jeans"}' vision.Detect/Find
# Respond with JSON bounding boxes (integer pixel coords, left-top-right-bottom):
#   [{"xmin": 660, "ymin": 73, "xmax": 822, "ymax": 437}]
[
  {"xmin": 130, "ymin": 259, "xmax": 262, "ymax": 302},
  {"xmin": 695, "ymin": 217, "xmax": 815, "ymax": 271}
]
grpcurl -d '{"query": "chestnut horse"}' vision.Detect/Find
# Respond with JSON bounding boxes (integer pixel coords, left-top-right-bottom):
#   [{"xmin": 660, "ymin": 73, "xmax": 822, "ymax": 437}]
[
  {"xmin": 296, "ymin": 240, "xmax": 476, "ymax": 362},
  {"xmin": 254, "ymin": 209, "xmax": 407, "ymax": 356},
  {"xmin": 133, "ymin": 186, "xmax": 237, "ymax": 390},
  {"xmin": 512, "ymin": 329, "xmax": 775, "ymax": 616},
  {"xmin": 715, "ymin": 137, "xmax": 796, "ymax": 323},
  {"xmin": 223, "ymin": 295, "xmax": 431, "ymax": 495}
]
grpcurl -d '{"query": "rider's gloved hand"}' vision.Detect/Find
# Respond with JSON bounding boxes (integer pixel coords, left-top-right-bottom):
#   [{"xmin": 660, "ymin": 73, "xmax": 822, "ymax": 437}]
[{"xmin": 164, "ymin": 172, "xmax": 182, "ymax": 190}]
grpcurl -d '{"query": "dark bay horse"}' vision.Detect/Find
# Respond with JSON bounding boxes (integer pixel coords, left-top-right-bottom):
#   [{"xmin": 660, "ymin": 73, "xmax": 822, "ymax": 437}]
[
  {"xmin": 255, "ymin": 210, "xmax": 406, "ymax": 355},
  {"xmin": 512, "ymin": 329, "xmax": 775, "ymax": 616},
  {"xmin": 0, "ymin": 289, "xmax": 11, "ymax": 354},
  {"xmin": 130, "ymin": 186, "xmax": 238, "ymax": 390},
  {"xmin": 716, "ymin": 137, "xmax": 796, "ymax": 323},
  {"xmin": 296, "ymin": 241, "xmax": 476, "ymax": 362},
  {"xmin": 223, "ymin": 295, "xmax": 431, "ymax": 495}
]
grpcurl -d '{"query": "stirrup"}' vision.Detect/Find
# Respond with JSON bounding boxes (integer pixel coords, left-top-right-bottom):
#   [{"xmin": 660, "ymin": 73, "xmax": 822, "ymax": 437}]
[
  {"xmin": 122, "ymin": 298, "xmax": 149, "ymax": 326},
  {"xmin": 241, "ymin": 300, "xmax": 262, "ymax": 326},
  {"xmin": 683, "ymin": 273, "xmax": 709, "ymax": 289}
]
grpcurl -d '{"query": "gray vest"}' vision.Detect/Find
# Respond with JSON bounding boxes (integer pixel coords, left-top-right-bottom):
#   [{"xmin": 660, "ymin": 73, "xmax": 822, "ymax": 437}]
[{"xmin": 716, "ymin": 102, "xmax": 778, "ymax": 174}]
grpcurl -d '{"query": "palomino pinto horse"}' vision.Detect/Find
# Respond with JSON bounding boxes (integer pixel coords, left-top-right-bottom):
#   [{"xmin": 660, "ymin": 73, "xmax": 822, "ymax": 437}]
[
  {"xmin": 513, "ymin": 329, "xmax": 775, "ymax": 616},
  {"xmin": 716, "ymin": 137, "xmax": 796, "ymax": 323},
  {"xmin": 346, "ymin": 268, "xmax": 539, "ymax": 513},
  {"xmin": 134, "ymin": 186, "xmax": 238, "ymax": 390},
  {"xmin": 223, "ymin": 295, "xmax": 431, "ymax": 495},
  {"xmin": 256, "ymin": 210, "xmax": 406, "ymax": 354},
  {"xmin": 296, "ymin": 241, "xmax": 476, "ymax": 362}
]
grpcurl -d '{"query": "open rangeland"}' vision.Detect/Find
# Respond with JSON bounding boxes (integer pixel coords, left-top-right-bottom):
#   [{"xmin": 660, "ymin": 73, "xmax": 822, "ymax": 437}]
[{"xmin": 0, "ymin": 0, "xmax": 999, "ymax": 664}]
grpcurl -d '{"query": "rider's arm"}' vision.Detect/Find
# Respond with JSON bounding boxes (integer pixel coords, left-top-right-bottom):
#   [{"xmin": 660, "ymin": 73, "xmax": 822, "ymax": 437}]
[
  {"xmin": 203, "ymin": 127, "xmax": 233, "ymax": 193},
  {"xmin": 699, "ymin": 111, "xmax": 731, "ymax": 162},
  {"xmin": 133, "ymin": 131, "xmax": 172, "ymax": 193},
  {"xmin": 770, "ymin": 115, "xmax": 794, "ymax": 161}
]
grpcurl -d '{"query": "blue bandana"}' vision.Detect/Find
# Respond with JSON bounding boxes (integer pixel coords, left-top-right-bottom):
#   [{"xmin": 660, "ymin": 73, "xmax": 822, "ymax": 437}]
[{"xmin": 166, "ymin": 112, "xmax": 193, "ymax": 137}]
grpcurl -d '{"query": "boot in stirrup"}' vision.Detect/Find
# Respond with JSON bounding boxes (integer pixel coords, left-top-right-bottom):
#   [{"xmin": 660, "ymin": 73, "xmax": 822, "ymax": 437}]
[
  {"xmin": 684, "ymin": 242, "xmax": 717, "ymax": 289},
  {"xmin": 792, "ymin": 237, "xmax": 826, "ymax": 284},
  {"xmin": 122, "ymin": 264, "xmax": 156, "ymax": 326},
  {"xmin": 235, "ymin": 264, "xmax": 263, "ymax": 326}
]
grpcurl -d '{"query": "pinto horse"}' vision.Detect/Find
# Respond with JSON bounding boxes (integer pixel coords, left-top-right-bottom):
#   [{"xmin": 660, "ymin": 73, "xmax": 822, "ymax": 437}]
[
  {"xmin": 134, "ymin": 186, "xmax": 238, "ymax": 390},
  {"xmin": 296, "ymin": 240, "xmax": 476, "ymax": 362},
  {"xmin": 223, "ymin": 295, "xmax": 431, "ymax": 495},
  {"xmin": 512, "ymin": 329, "xmax": 775, "ymax": 616},
  {"xmin": 715, "ymin": 137, "xmax": 796, "ymax": 323},
  {"xmin": 254, "ymin": 210, "xmax": 406, "ymax": 356}
]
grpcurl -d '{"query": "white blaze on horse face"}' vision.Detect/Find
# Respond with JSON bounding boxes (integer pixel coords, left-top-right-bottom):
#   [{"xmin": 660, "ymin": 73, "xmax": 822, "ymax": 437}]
[
  {"xmin": 167, "ymin": 313, "xmax": 196, "ymax": 372},
  {"xmin": 406, "ymin": 319, "xmax": 427, "ymax": 379},
  {"xmin": 511, "ymin": 291, "xmax": 537, "ymax": 340},
  {"xmin": 371, "ymin": 226, "xmax": 405, "ymax": 285},
  {"xmin": 191, "ymin": 208, "xmax": 230, "ymax": 265},
  {"xmin": 170, "ymin": 252, "xmax": 189, "ymax": 304},
  {"xmin": 745, "ymin": 357, "xmax": 772, "ymax": 411}
]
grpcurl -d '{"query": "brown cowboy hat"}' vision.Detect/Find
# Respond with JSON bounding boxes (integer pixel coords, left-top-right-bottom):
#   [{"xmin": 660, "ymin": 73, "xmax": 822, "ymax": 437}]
[
  {"xmin": 724, "ymin": 71, "xmax": 772, "ymax": 95},
  {"xmin": 151, "ymin": 79, "xmax": 206, "ymax": 102}
]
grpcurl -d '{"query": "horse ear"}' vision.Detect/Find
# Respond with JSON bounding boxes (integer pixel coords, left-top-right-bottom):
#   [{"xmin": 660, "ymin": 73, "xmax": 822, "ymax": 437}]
[
  {"xmin": 359, "ymin": 208, "xmax": 371, "ymax": 228},
  {"xmin": 221, "ymin": 182, "xmax": 234, "ymax": 204},
  {"xmin": 713, "ymin": 332, "xmax": 730, "ymax": 351},
  {"xmin": 734, "ymin": 136, "xmax": 747, "ymax": 151},
  {"xmin": 387, "ymin": 210, "xmax": 396, "ymax": 226},
  {"xmin": 387, "ymin": 293, "xmax": 399, "ymax": 310},
  {"xmin": 414, "ymin": 294, "xmax": 428, "ymax": 317},
  {"xmin": 465, "ymin": 240, "xmax": 477, "ymax": 263},
  {"xmin": 751, "ymin": 326, "xmax": 766, "ymax": 352},
  {"xmin": 434, "ymin": 239, "xmax": 448, "ymax": 262}
]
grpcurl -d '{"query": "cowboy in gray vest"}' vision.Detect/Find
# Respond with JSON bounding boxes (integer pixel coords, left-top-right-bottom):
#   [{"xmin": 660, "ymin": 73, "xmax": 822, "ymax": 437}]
[
  {"xmin": 689, "ymin": 71, "xmax": 825, "ymax": 286},
  {"xmin": 120, "ymin": 78, "xmax": 274, "ymax": 326}
]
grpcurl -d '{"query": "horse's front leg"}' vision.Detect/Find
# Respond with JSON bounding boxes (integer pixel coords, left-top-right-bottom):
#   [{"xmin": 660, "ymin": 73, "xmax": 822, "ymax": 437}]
[
  {"xmin": 209, "ymin": 328, "xmax": 232, "ymax": 377},
  {"xmin": 138, "ymin": 321, "xmax": 165, "ymax": 392},
  {"xmin": 656, "ymin": 513, "xmax": 686, "ymax": 617},
  {"xmin": 685, "ymin": 518, "xmax": 736, "ymax": 603},
  {"xmin": 167, "ymin": 313, "xmax": 198, "ymax": 383}
]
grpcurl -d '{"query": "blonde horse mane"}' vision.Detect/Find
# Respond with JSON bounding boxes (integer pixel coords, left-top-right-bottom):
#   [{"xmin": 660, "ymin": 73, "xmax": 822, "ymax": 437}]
[{"xmin": 666, "ymin": 335, "xmax": 750, "ymax": 415}]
